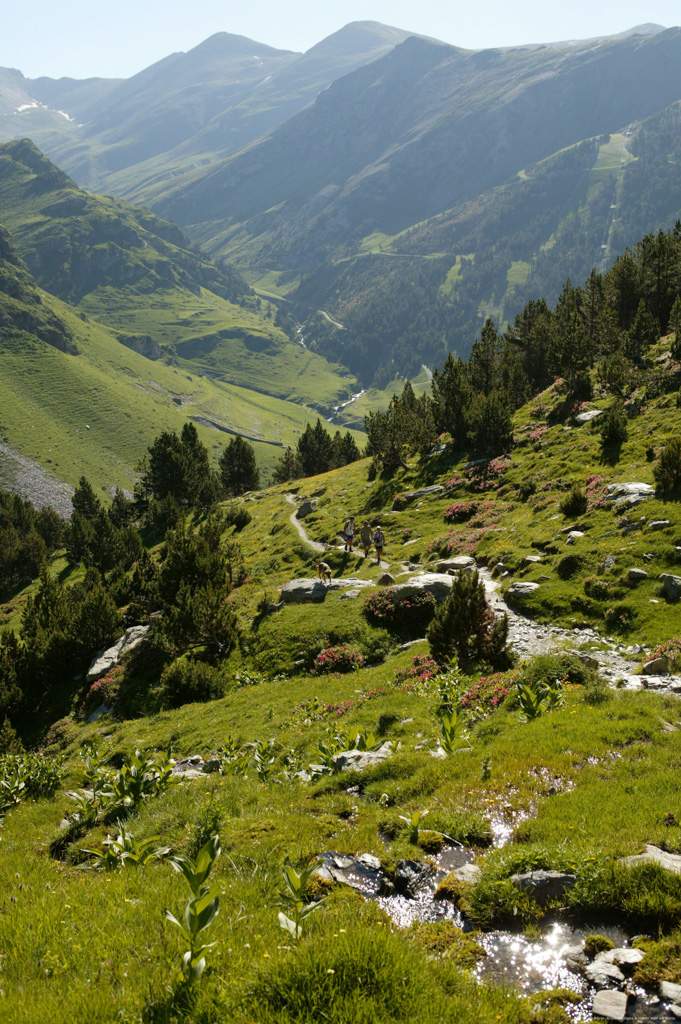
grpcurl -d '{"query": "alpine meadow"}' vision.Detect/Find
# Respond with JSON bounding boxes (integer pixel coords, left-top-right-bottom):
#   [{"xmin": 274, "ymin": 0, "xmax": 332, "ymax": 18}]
[{"xmin": 3, "ymin": 13, "xmax": 681, "ymax": 1024}]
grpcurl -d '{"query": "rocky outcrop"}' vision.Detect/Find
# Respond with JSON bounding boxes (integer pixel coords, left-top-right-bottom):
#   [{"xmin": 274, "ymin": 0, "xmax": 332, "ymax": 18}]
[
  {"xmin": 86, "ymin": 625, "xmax": 150, "ymax": 682},
  {"xmin": 392, "ymin": 573, "xmax": 454, "ymax": 601},
  {"xmin": 619, "ymin": 844, "xmax": 681, "ymax": 873},
  {"xmin": 510, "ymin": 869, "xmax": 576, "ymax": 904},
  {"xmin": 119, "ymin": 334, "xmax": 163, "ymax": 360},
  {"xmin": 297, "ymin": 499, "xmax": 317, "ymax": 519},
  {"xmin": 660, "ymin": 574, "xmax": 681, "ymax": 601},
  {"xmin": 604, "ymin": 482, "xmax": 654, "ymax": 507},
  {"xmin": 280, "ymin": 577, "xmax": 372, "ymax": 603},
  {"xmin": 506, "ymin": 581, "xmax": 540, "ymax": 600},
  {"xmin": 393, "ymin": 485, "xmax": 444, "ymax": 509},
  {"xmin": 331, "ymin": 742, "xmax": 393, "ymax": 772}
]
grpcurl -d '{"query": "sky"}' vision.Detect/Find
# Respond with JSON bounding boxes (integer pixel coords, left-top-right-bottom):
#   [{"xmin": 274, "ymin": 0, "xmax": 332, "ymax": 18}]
[{"xmin": 2, "ymin": 0, "xmax": 680, "ymax": 79}]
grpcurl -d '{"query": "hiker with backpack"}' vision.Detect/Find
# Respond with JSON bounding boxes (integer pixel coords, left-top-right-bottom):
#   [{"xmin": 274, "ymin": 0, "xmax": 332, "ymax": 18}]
[{"xmin": 372, "ymin": 524, "xmax": 385, "ymax": 564}]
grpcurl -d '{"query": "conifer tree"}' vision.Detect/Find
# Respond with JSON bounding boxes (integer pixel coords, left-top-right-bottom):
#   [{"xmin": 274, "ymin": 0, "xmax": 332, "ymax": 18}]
[
  {"xmin": 219, "ymin": 435, "xmax": 260, "ymax": 496},
  {"xmin": 669, "ymin": 295, "xmax": 681, "ymax": 360}
]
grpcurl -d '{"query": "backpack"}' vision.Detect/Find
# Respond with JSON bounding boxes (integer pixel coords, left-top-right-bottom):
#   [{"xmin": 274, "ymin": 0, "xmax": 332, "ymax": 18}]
[{"xmin": 373, "ymin": 529, "xmax": 384, "ymax": 546}]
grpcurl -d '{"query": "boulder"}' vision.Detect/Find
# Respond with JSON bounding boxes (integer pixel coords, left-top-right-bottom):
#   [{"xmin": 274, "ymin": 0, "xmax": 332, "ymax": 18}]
[
  {"xmin": 596, "ymin": 948, "xmax": 645, "ymax": 970},
  {"xmin": 87, "ymin": 625, "xmax": 150, "ymax": 683},
  {"xmin": 377, "ymin": 573, "xmax": 396, "ymax": 586},
  {"xmin": 392, "ymin": 573, "xmax": 454, "ymax": 602},
  {"xmin": 566, "ymin": 650, "xmax": 600, "ymax": 670},
  {"xmin": 620, "ymin": 844, "xmax": 681, "ymax": 874},
  {"xmin": 392, "ymin": 485, "xmax": 444, "ymax": 509},
  {"xmin": 522, "ymin": 554, "xmax": 543, "ymax": 564},
  {"xmin": 604, "ymin": 482, "xmax": 654, "ymax": 507},
  {"xmin": 331, "ymin": 742, "xmax": 393, "ymax": 772},
  {"xmin": 649, "ymin": 520, "xmax": 671, "ymax": 531},
  {"xmin": 628, "ymin": 568, "xmax": 649, "ymax": 582},
  {"xmin": 591, "ymin": 989, "xmax": 628, "ymax": 1021},
  {"xmin": 438, "ymin": 556, "xmax": 476, "ymax": 571},
  {"xmin": 318, "ymin": 853, "xmax": 386, "ymax": 896},
  {"xmin": 584, "ymin": 960, "xmax": 626, "ymax": 988},
  {"xmin": 660, "ymin": 574, "xmax": 681, "ymax": 601},
  {"xmin": 394, "ymin": 859, "xmax": 436, "ymax": 897},
  {"xmin": 506, "ymin": 581, "xmax": 541, "ymax": 600},
  {"xmin": 450, "ymin": 862, "xmax": 481, "ymax": 884},
  {"xmin": 297, "ymin": 499, "xmax": 317, "ymax": 519},
  {"xmin": 566, "ymin": 531, "xmax": 585, "ymax": 543},
  {"xmin": 280, "ymin": 577, "xmax": 372, "ymax": 603},
  {"xmin": 339, "ymin": 589, "xmax": 361, "ymax": 600},
  {"xmin": 642, "ymin": 656, "xmax": 669, "ymax": 675},
  {"xmin": 661, "ymin": 982, "xmax": 681, "ymax": 1002},
  {"xmin": 510, "ymin": 869, "xmax": 576, "ymax": 904},
  {"xmin": 575, "ymin": 409, "xmax": 603, "ymax": 424}
]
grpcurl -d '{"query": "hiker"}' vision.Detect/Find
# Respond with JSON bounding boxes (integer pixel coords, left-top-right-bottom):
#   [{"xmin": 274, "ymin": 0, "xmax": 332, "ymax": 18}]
[
  {"xmin": 373, "ymin": 523, "xmax": 385, "ymax": 565},
  {"xmin": 360, "ymin": 520, "xmax": 372, "ymax": 557},
  {"xmin": 343, "ymin": 515, "xmax": 355, "ymax": 552},
  {"xmin": 316, "ymin": 561, "xmax": 332, "ymax": 583}
]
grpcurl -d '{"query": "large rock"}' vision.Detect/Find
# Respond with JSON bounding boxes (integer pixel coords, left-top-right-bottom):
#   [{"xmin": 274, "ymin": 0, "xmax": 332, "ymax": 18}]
[
  {"xmin": 438, "ymin": 555, "xmax": 476, "ymax": 572},
  {"xmin": 591, "ymin": 989, "xmax": 628, "ymax": 1021},
  {"xmin": 377, "ymin": 573, "xmax": 396, "ymax": 586},
  {"xmin": 280, "ymin": 577, "xmax": 372, "ymax": 603},
  {"xmin": 391, "ymin": 573, "xmax": 454, "ymax": 602},
  {"xmin": 393, "ymin": 485, "xmax": 444, "ymax": 509},
  {"xmin": 575, "ymin": 409, "xmax": 603, "ymax": 424},
  {"xmin": 661, "ymin": 982, "xmax": 681, "ymax": 1002},
  {"xmin": 510, "ymin": 869, "xmax": 576, "ymax": 904},
  {"xmin": 331, "ymin": 742, "xmax": 393, "ymax": 772},
  {"xmin": 87, "ymin": 625, "xmax": 150, "ymax": 683},
  {"xmin": 643, "ymin": 656, "xmax": 669, "ymax": 675},
  {"xmin": 596, "ymin": 948, "xmax": 645, "ymax": 970},
  {"xmin": 649, "ymin": 520, "xmax": 671, "ymax": 531},
  {"xmin": 584, "ymin": 960, "xmax": 626, "ymax": 988},
  {"xmin": 620, "ymin": 844, "xmax": 681, "ymax": 874},
  {"xmin": 660, "ymin": 574, "xmax": 681, "ymax": 601},
  {"xmin": 628, "ymin": 568, "xmax": 649, "ymax": 582},
  {"xmin": 506, "ymin": 581, "xmax": 541, "ymax": 600},
  {"xmin": 318, "ymin": 853, "xmax": 386, "ymax": 896},
  {"xmin": 605, "ymin": 482, "xmax": 654, "ymax": 507},
  {"xmin": 297, "ymin": 499, "xmax": 317, "ymax": 519},
  {"xmin": 394, "ymin": 859, "xmax": 436, "ymax": 897}
]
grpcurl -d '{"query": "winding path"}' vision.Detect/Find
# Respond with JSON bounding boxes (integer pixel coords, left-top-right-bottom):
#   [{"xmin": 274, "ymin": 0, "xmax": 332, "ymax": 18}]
[{"xmin": 286, "ymin": 494, "xmax": 325, "ymax": 554}]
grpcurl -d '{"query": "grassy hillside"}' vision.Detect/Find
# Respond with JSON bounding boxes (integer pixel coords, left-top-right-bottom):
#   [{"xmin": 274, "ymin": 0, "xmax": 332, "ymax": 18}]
[{"xmin": 1, "ymin": 332, "xmax": 681, "ymax": 1022}]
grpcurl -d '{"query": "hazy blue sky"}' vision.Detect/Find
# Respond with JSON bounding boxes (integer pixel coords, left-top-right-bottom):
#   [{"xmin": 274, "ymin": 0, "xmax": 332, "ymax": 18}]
[{"xmin": 3, "ymin": 0, "xmax": 680, "ymax": 79}]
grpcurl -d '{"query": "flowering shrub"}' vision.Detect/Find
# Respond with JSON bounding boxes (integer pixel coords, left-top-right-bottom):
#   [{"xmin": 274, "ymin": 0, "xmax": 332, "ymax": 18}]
[
  {"xmin": 392, "ymin": 493, "xmax": 408, "ymax": 511},
  {"xmin": 458, "ymin": 671, "xmax": 519, "ymax": 718},
  {"xmin": 650, "ymin": 637, "xmax": 681, "ymax": 670},
  {"xmin": 444, "ymin": 501, "xmax": 479, "ymax": 523},
  {"xmin": 583, "ymin": 576, "xmax": 612, "ymax": 601},
  {"xmin": 529, "ymin": 425, "xmax": 547, "ymax": 444},
  {"xmin": 310, "ymin": 645, "xmax": 365, "ymax": 676},
  {"xmin": 401, "ymin": 528, "xmax": 412, "ymax": 542},
  {"xmin": 363, "ymin": 588, "xmax": 437, "ymax": 630},
  {"xmin": 394, "ymin": 654, "xmax": 440, "ymax": 687},
  {"xmin": 604, "ymin": 604, "xmax": 636, "ymax": 633},
  {"xmin": 585, "ymin": 474, "xmax": 609, "ymax": 510},
  {"xmin": 80, "ymin": 665, "xmax": 126, "ymax": 717},
  {"xmin": 464, "ymin": 456, "xmax": 511, "ymax": 493},
  {"xmin": 445, "ymin": 474, "xmax": 462, "ymax": 491}
]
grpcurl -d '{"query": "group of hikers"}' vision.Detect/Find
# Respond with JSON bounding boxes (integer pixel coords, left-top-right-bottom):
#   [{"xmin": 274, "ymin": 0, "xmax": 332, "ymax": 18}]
[
  {"xmin": 315, "ymin": 516, "xmax": 386, "ymax": 583},
  {"xmin": 343, "ymin": 516, "xmax": 384, "ymax": 561}
]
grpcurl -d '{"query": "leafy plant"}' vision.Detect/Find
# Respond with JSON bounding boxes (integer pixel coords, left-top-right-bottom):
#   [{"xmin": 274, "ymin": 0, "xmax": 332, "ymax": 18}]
[
  {"xmin": 278, "ymin": 856, "xmax": 326, "ymax": 939},
  {"xmin": 517, "ymin": 678, "xmax": 564, "ymax": 722},
  {"xmin": 84, "ymin": 822, "xmax": 170, "ymax": 870},
  {"xmin": 438, "ymin": 711, "xmax": 472, "ymax": 755},
  {"xmin": 253, "ymin": 738, "xmax": 276, "ymax": 781},
  {"xmin": 166, "ymin": 835, "xmax": 221, "ymax": 984},
  {"xmin": 398, "ymin": 809, "xmax": 429, "ymax": 844}
]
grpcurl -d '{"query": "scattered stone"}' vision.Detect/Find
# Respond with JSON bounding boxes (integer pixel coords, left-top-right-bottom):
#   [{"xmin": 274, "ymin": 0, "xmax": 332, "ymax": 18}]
[
  {"xmin": 331, "ymin": 743, "xmax": 393, "ymax": 772},
  {"xmin": 566, "ymin": 650, "xmax": 600, "ymax": 670},
  {"xmin": 585, "ymin": 960, "xmax": 626, "ymax": 988},
  {"xmin": 660, "ymin": 574, "xmax": 681, "ymax": 601},
  {"xmin": 649, "ymin": 520, "xmax": 671, "ymax": 531},
  {"xmin": 339, "ymin": 589, "xmax": 361, "ymax": 600},
  {"xmin": 509, "ymin": 870, "xmax": 576, "ymax": 904},
  {"xmin": 670, "ymin": 1005, "xmax": 681, "ymax": 1020},
  {"xmin": 297, "ymin": 499, "xmax": 317, "ymax": 519},
  {"xmin": 575, "ymin": 409, "xmax": 603, "ymax": 424},
  {"xmin": 661, "ymin": 982, "xmax": 681, "ymax": 1003},
  {"xmin": 628, "ymin": 568, "xmax": 649, "ymax": 582},
  {"xmin": 438, "ymin": 555, "xmax": 476, "ymax": 571},
  {"xmin": 597, "ymin": 948, "xmax": 645, "ymax": 970},
  {"xmin": 522, "ymin": 554, "xmax": 543, "ymax": 564},
  {"xmin": 506, "ymin": 581, "xmax": 541, "ymax": 599},
  {"xmin": 591, "ymin": 989, "xmax": 628, "ymax": 1021},
  {"xmin": 172, "ymin": 755, "xmax": 207, "ymax": 780},
  {"xmin": 265, "ymin": 600, "xmax": 284, "ymax": 613},
  {"xmin": 280, "ymin": 577, "xmax": 372, "ymax": 603},
  {"xmin": 394, "ymin": 859, "xmax": 436, "ymax": 897},
  {"xmin": 318, "ymin": 853, "xmax": 386, "ymax": 895},
  {"xmin": 620, "ymin": 844, "xmax": 681, "ymax": 874},
  {"xmin": 605, "ymin": 482, "xmax": 655, "ymax": 507},
  {"xmin": 561, "ymin": 944, "xmax": 587, "ymax": 971},
  {"xmin": 86, "ymin": 625, "xmax": 150, "ymax": 683},
  {"xmin": 566, "ymin": 531, "xmax": 585, "ymax": 544},
  {"xmin": 203, "ymin": 758, "xmax": 222, "ymax": 773},
  {"xmin": 87, "ymin": 704, "xmax": 112, "ymax": 723},
  {"xmin": 392, "ymin": 485, "xmax": 444, "ymax": 510},
  {"xmin": 603, "ymin": 554, "xmax": 617, "ymax": 571},
  {"xmin": 643, "ymin": 656, "xmax": 669, "ymax": 675},
  {"xmin": 450, "ymin": 863, "xmax": 481, "ymax": 884},
  {"xmin": 392, "ymin": 573, "xmax": 454, "ymax": 602},
  {"xmin": 377, "ymin": 573, "xmax": 396, "ymax": 586}
]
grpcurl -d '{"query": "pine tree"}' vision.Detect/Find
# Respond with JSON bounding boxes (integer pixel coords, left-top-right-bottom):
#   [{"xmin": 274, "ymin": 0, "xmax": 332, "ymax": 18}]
[
  {"xmin": 71, "ymin": 476, "xmax": 102, "ymax": 520},
  {"xmin": 219, "ymin": 435, "xmax": 260, "ymax": 496},
  {"xmin": 625, "ymin": 299, "xmax": 659, "ymax": 362},
  {"xmin": 668, "ymin": 295, "xmax": 681, "ymax": 360},
  {"xmin": 426, "ymin": 571, "xmax": 508, "ymax": 669},
  {"xmin": 272, "ymin": 448, "xmax": 302, "ymax": 484}
]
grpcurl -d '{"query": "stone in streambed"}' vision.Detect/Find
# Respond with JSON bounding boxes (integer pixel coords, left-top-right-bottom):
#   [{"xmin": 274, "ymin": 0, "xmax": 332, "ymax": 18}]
[
  {"xmin": 585, "ymin": 960, "xmax": 626, "ymax": 988},
  {"xmin": 510, "ymin": 869, "xmax": 576, "ymax": 904},
  {"xmin": 660, "ymin": 982, "xmax": 681, "ymax": 1002},
  {"xmin": 394, "ymin": 859, "xmax": 436, "ymax": 897},
  {"xmin": 591, "ymin": 989, "xmax": 628, "ymax": 1021}
]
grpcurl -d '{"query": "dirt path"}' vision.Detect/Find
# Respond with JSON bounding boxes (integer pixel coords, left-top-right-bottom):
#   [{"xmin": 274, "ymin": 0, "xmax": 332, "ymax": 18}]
[
  {"xmin": 286, "ymin": 494, "xmax": 325, "ymax": 554},
  {"xmin": 479, "ymin": 567, "xmax": 681, "ymax": 695}
]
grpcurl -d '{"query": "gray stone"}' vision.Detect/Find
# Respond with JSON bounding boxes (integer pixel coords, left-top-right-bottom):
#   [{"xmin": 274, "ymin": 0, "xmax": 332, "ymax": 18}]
[
  {"xmin": 280, "ymin": 577, "xmax": 372, "ymax": 603},
  {"xmin": 628, "ymin": 568, "xmax": 649, "ymax": 582},
  {"xmin": 660, "ymin": 574, "xmax": 681, "ymax": 601},
  {"xmin": 339, "ymin": 589, "xmax": 361, "ymax": 600},
  {"xmin": 592, "ymin": 989, "xmax": 628, "ymax": 1021},
  {"xmin": 394, "ymin": 859, "xmax": 436, "ymax": 897},
  {"xmin": 391, "ymin": 573, "xmax": 454, "ymax": 602},
  {"xmin": 438, "ymin": 555, "xmax": 476, "ymax": 571},
  {"xmin": 450, "ymin": 863, "xmax": 481, "ymax": 884},
  {"xmin": 510, "ymin": 869, "xmax": 576, "ymax": 904},
  {"xmin": 661, "ymin": 982, "xmax": 681, "ymax": 1002},
  {"xmin": 620, "ymin": 844, "xmax": 681, "ymax": 874},
  {"xmin": 297, "ymin": 499, "xmax": 317, "ymax": 519},
  {"xmin": 575, "ymin": 409, "xmax": 603, "ymax": 424},
  {"xmin": 643, "ymin": 656, "xmax": 669, "ymax": 675},
  {"xmin": 522, "ymin": 554, "xmax": 543, "ymax": 564},
  {"xmin": 393, "ymin": 485, "xmax": 444, "ymax": 509},
  {"xmin": 506, "ymin": 581, "xmax": 541, "ymax": 599},
  {"xmin": 649, "ymin": 520, "xmax": 671, "ymax": 531},
  {"xmin": 331, "ymin": 742, "xmax": 393, "ymax": 772},
  {"xmin": 561, "ymin": 944, "xmax": 587, "ymax": 971},
  {"xmin": 585, "ymin": 960, "xmax": 626, "ymax": 987},
  {"xmin": 670, "ymin": 1004, "xmax": 681, "ymax": 1020},
  {"xmin": 603, "ymin": 554, "xmax": 617, "ymax": 571},
  {"xmin": 605, "ymin": 482, "xmax": 655, "ymax": 503},
  {"xmin": 86, "ymin": 625, "xmax": 150, "ymax": 683},
  {"xmin": 566, "ymin": 531, "xmax": 585, "ymax": 543},
  {"xmin": 377, "ymin": 573, "xmax": 396, "ymax": 586},
  {"xmin": 566, "ymin": 650, "xmax": 600, "ymax": 670},
  {"xmin": 399, "ymin": 639, "xmax": 427, "ymax": 651},
  {"xmin": 596, "ymin": 948, "xmax": 645, "ymax": 969},
  {"xmin": 202, "ymin": 758, "xmax": 222, "ymax": 773},
  {"xmin": 87, "ymin": 703, "xmax": 112, "ymax": 723}
]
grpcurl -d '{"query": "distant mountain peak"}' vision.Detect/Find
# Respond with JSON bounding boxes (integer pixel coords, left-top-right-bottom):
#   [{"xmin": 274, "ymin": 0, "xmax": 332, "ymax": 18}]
[{"xmin": 187, "ymin": 32, "xmax": 297, "ymax": 60}]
